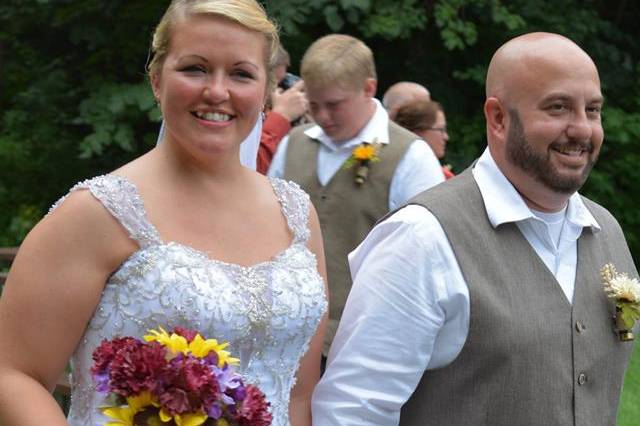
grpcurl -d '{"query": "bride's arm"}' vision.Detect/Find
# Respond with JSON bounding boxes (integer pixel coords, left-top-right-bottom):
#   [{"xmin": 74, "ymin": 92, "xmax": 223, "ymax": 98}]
[
  {"xmin": 289, "ymin": 205, "xmax": 328, "ymax": 426},
  {"xmin": 0, "ymin": 191, "xmax": 136, "ymax": 425}
]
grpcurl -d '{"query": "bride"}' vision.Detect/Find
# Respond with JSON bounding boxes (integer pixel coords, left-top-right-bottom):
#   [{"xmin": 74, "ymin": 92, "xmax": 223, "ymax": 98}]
[{"xmin": 0, "ymin": 1, "xmax": 327, "ymax": 424}]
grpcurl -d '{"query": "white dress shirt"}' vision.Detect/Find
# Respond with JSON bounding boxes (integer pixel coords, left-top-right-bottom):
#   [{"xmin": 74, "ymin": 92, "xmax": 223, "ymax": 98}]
[
  {"xmin": 311, "ymin": 147, "xmax": 601, "ymax": 426},
  {"xmin": 267, "ymin": 99, "xmax": 445, "ymax": 210}
]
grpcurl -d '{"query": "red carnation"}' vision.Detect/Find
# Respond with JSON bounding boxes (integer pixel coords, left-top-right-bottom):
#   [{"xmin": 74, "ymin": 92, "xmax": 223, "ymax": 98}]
[
  {"xmin": 109, "ymin": 340, "xmax": 168, "ymax": 397},
  {"xmin": 91, "ymin": 337, "xmax": 139, "ymax": 375},
  {"xmin": 173, "ymin": 327, "xmax": 198, "ymax": 343},
  {"xmin": 233, "ymin": 385, "xmax": 272, "ymax": 426},
  {"xmin": 156, "ymin": 356, "xmax": 221, "ymax": 416}
]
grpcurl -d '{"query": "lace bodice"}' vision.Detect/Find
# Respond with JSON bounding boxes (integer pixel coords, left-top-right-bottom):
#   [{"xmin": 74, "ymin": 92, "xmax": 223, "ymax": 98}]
[{"xmin": 50, "ymin": 175, "xmax": 327, "ymax": 426}]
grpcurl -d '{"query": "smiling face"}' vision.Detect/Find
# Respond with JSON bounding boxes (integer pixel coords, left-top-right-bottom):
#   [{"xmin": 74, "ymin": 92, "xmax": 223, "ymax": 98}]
[
  {"xmin": 151, "ymin": 14, "xmax": 267, "ymax": 157},
  {"xmin": 485, "ymin": 34, "xmax": 604, "ymax": 208},
  {"xmin": 504, "ymin": 59, "xmax": 603, "ymax": 195},
  {"xmin": 505, "ymin": 105, "xmax": 599, "ymax": 194}
]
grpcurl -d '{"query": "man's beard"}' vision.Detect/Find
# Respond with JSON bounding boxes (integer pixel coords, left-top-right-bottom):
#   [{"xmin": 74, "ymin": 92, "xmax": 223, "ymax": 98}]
[{"xmin": 506, "ymin": 109, "xmax": 597, "ymax": 194}]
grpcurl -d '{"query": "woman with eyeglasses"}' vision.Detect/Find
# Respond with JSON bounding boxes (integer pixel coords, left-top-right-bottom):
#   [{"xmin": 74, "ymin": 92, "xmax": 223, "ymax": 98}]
[{"xmin": 394, "ymin": 99, "xmax": 454, "ymax": 179}]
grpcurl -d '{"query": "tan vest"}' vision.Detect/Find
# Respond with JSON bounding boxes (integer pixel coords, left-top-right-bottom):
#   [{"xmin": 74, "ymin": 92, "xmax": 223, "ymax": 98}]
[
  {"xmin": 284, "ymin": 122, "xmax": 416, "ymax": 353},
  {"xmin": 397, "ymin": 169, "xmax": 638, "ymax": 426}
]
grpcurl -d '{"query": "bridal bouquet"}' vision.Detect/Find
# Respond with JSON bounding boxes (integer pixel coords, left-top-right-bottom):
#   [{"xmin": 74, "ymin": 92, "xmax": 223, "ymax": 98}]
[{"xmin": 91, "ymin": 326, "xmax": 272, "ymax": 426}]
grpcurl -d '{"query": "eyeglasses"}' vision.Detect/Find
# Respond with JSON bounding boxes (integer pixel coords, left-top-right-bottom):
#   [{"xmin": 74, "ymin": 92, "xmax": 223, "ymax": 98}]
[{"xmin": 426, "ymin": 126, "xmax": 448, "ymax": 134}]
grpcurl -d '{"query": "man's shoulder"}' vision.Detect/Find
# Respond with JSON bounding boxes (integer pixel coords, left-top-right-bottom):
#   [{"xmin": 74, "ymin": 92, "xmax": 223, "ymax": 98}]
[
  {"xmin": 287, "ymin": 122, "xmax": 317, "ymax": 141},
  {"xmin": 410, "ymin": 169, "xmax": 475, "ymax": 204},
  {"xmin": 387, "ymin": 120, "xmax": 420, "ymax": 144}
]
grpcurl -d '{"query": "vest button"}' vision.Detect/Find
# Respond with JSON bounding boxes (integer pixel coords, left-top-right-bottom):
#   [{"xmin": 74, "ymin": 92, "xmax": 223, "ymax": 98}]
[
  {"xmin": 575, "ymin": 321, "xmax": 586, "ymax": 332},
  {"xmin": 577, "ymin": 373, "xmax": 587, "ymax": 385},
  {"xmin": 320, "ymin": 194, "xmax": 327, "ymax": 200}
]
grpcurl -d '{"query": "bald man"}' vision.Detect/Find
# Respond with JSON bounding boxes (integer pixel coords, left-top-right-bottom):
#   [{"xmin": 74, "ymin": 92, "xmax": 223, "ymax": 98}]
[
  {"xmin": 312, "ymin": 32, "xmax": 638, "ymax": 425},
  {"xmin": 382, "ymin": 81, "xmax": 430, "ymax": 119}
]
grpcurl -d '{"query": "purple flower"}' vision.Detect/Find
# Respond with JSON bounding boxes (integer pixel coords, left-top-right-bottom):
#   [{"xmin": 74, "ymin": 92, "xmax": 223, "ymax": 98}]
[
  {"xmin": 203, "ymin": 351, "xmax": 219, "ymax": 368},
  {"xmin": 207, "ymin": 402, "xmax": 222, "ymax": 419},
  {"xmin": 93, "ymin": 371, "xmax": 110, "ymax": 393},
  {"xmin": 213, "ymin": 365, "xmax": 242, "ymax": 392}
]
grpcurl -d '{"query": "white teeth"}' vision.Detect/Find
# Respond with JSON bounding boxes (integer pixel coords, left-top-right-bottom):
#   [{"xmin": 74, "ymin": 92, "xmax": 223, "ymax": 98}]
[
  {"xmin": 195, "ymin": 111, "xmax": 231, "ymax": 122},
  {"xmin": 555, "ymin": 147, "xmax": 584, "ymax": 156}
]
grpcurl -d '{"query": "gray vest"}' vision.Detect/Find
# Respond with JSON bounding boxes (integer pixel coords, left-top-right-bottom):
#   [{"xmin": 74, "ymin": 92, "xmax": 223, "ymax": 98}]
[
  {"xmin": 284, "ymin": 122, "xmax": 416, "ymax": 353},
  {"xmin": 398, "ymin": 169, "xmax": 637, "ymax": 426}
]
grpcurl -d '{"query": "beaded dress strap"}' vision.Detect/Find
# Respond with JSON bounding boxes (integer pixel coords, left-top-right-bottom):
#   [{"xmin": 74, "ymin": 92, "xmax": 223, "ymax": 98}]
[
  {"xmin": 270, "ymin": 178, "xmax": 311, "ymax": 244},
  {"xmin": 48, "ymin": 175, "xmax": 162, "ymax": 248}
]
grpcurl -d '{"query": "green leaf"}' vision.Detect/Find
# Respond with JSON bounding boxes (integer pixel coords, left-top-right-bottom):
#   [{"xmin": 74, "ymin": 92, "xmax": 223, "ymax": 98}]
[
  {"xmin": 620, "ymin": 304, "xmax": 640, "ymax": 329},
  {"xmin": 324, "ymin": 5, "xmax": 344, "ymax": 31}
]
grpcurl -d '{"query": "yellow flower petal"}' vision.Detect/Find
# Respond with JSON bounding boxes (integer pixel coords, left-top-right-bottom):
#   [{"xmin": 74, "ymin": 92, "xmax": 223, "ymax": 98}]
[
  {"xmin": 102, "ymin": 406, "xmax": 136, "ymax": 425},
  {"xmin": 126, "ymin": 391, "xmax": 156, "ymax": 412},
  {"xmin": 174, "ymin": 412, "xmax": 208, "ymax": 426},
  {"xmin": 102, "ymin": 391, "xmax": 157, "ymax": 425},
  {"xmin": 185, "ymin": 334, "xmax": 239, "ymax": 366},
  {"xmin": 218, "ymin": 351, "xmax": 240, "ymax": 367},
  {"xmin": 159, "ymin": 408, "xmax": 173, "ymax": 422},
  {"xmin": 217, "ymin": 419, "xmax": 230, "ymax": 426},
  {"xmin": 144, "ymin": 327, "xmax": 189, "ymax": 355},
  {"xmin": 188, "ymin": 334, "xmax": 223, "ymax": 357},
  {"xmin": 352, "ymin": 145, "xmax": 377, "ymax": 161}
]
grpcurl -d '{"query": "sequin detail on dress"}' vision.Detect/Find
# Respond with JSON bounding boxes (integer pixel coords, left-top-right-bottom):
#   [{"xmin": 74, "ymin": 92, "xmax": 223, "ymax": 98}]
[{"xmin": 50, "ymin": 175, "xmax": 327, "ymax": 426}]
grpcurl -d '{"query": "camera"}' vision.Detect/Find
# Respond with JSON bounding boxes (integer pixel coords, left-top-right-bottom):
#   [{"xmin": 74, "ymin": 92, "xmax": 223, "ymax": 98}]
[{"xmin": 278, "ymin": 72, "xmax": 301, "ymax": 90}]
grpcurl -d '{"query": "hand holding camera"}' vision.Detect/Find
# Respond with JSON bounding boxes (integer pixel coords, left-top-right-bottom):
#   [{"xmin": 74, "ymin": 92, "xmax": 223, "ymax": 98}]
[{"xmin": 271, "ymin": 79, "xmax": 308, "ymax": 123}]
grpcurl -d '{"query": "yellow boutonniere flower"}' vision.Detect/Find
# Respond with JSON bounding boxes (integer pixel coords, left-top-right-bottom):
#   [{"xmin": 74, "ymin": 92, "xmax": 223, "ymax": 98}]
[
  {"xmin": 344, "ymin": 140, "xmax": 381, "ymax": 185},
  {"xmin": 352, "ymin": 144, "xmax": 377, "ymax": 161}
]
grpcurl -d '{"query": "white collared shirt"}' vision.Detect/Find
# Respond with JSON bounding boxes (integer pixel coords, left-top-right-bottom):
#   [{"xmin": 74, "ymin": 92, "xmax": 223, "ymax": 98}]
[
  {"xmin": 267, "ymin": 99, "xmax": 445, "ymax": 210},
  {"xmin": 311, "ymin": 147, "xmax": 600, "ymax": 426}
]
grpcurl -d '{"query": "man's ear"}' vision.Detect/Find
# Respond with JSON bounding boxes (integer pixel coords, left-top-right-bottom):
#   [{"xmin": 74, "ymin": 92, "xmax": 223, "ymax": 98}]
[
  {"xmin": 363, "ymin": 78, "xmax": 377, "ymax": 98},
  {"xmin": 484, "ymin": 96, "xmax": 507, "ymax": 144}
]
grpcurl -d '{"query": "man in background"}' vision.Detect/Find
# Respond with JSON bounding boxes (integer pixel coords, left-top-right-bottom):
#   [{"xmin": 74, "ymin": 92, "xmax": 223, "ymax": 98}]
[
  {"xmin": 382, "ymin": 81, "xmax": 430, "ymax": 120},
  {"xmin": 269, "ymin": 34, "xmax": 444, "ymax": 357}
]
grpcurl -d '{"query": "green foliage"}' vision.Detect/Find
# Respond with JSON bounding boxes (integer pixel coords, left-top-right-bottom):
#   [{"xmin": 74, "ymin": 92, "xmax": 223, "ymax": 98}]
[
  {"xmin": 265, "ymin": 0, "xmax": 426, "ymax": 39},
  {"xmin": 619, "ymin": 346, "xmax": 640, "ymax": 425},
  {"xmin": 0, "ymin": 0, "xmax": 167, "ymax": 246},
  {"xmin": 434, "ymin": 0, "xmax": 525, "ymax": 50},
  {"xmin": 75, "ymin": 83, "xmax": 160, "ymax": 158}
]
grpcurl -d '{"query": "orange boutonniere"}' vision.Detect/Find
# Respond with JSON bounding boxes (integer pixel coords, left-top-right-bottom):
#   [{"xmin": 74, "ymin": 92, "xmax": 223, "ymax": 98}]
[{"xmin": 344, "ymin": 140, "xmax": 381, "ymax": 185}]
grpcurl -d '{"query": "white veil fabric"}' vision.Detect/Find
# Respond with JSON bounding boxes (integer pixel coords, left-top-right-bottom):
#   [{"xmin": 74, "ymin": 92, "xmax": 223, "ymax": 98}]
[
  {"xmin": 238, "ymin": 116, "xmax": 261, "ymax": 170},
  {"xmin": 155, "ymin": 118, "xmax": 262, "ymax": 171}
]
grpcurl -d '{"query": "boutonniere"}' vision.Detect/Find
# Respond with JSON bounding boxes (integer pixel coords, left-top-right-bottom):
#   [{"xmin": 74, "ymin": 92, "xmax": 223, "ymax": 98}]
[
  {"xmin": 344, "ymin": 140, "xmax": 381, "ymax": 185},
  {"xmin": 601, "ymin": 263, "xmax": 640, "ymax": 341}
]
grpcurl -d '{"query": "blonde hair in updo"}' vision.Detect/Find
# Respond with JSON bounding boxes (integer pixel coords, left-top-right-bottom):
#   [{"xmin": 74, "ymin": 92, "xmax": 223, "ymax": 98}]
[{"xmin": 147, "ymin": 0, "xmax": 280, "ymax": 93}]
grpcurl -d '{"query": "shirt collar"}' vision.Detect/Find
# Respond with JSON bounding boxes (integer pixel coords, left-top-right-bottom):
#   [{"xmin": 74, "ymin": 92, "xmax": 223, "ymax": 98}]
[
  {"xmin": 303, "ymin": 98, "xmax": 390, "ymax": 151},
  {"xmin": 472, "ymin": 147, "xmax": 600, "ymax": 232}
]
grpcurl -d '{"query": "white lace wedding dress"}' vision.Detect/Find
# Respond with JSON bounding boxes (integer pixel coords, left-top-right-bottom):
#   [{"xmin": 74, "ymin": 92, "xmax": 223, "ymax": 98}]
[{"xmin": 50, "ymin": 175, "xmax": 327, "ymax": 426}]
